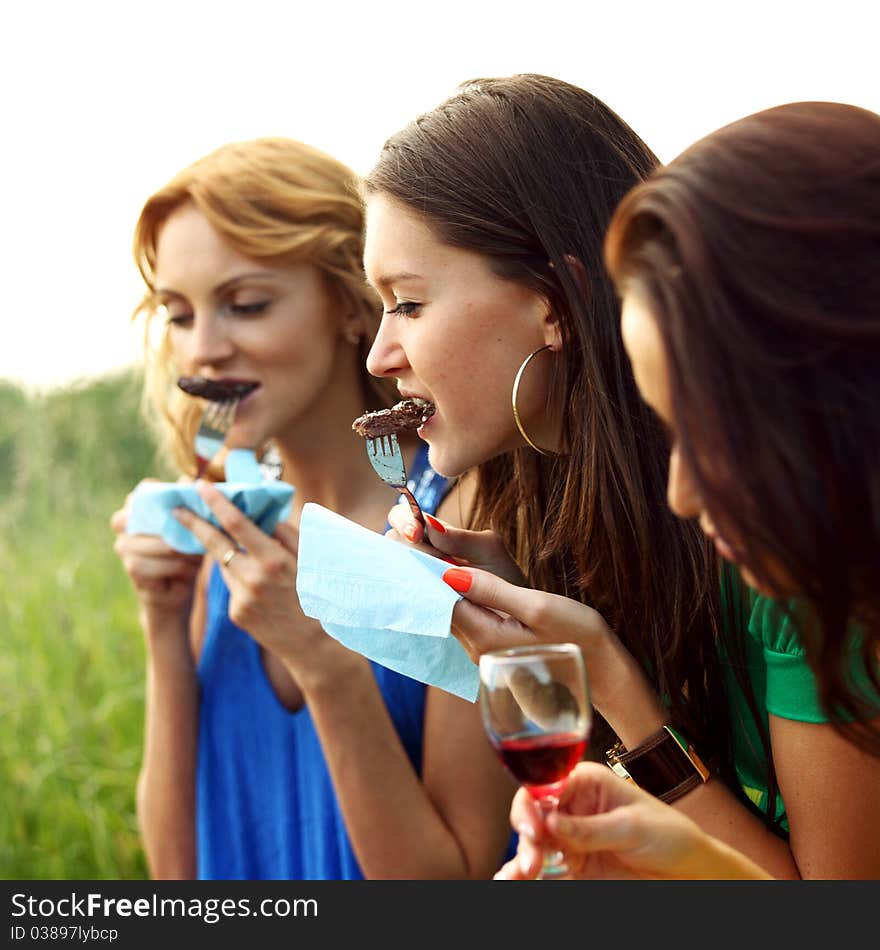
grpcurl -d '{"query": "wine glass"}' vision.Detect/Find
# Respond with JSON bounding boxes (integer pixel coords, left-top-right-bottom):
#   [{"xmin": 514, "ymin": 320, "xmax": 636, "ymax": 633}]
[{"xmin": 479, "ymin": 643, "xmax": 591, "ymax": 879}]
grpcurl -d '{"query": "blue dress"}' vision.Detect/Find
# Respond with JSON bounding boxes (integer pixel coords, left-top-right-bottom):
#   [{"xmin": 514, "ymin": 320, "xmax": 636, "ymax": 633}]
[{"xmin": 196, "ymin": 444, "xmax": 452, "ymax": 879}]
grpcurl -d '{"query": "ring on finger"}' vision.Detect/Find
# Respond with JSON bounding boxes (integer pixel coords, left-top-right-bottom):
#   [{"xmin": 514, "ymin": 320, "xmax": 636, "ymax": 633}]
[{"xmin": 222, "ymin": 547, "xmax": 240, "ymax": 567}]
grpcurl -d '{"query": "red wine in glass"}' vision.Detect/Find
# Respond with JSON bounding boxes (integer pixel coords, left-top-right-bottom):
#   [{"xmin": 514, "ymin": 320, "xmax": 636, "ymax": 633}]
[
  {"xmin": 479, "ymin": 643, "xmax": 592, "ymax": 879},
  {"xmin": 493, "ymin": 731, "xmax": 587, "ymax": 800}
]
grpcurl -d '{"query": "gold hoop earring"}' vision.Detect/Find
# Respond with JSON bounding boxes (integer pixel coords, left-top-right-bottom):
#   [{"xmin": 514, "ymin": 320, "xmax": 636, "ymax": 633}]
[{"xmin": 511, "ymin": 344, "xmax": 553, "ymax": 456}]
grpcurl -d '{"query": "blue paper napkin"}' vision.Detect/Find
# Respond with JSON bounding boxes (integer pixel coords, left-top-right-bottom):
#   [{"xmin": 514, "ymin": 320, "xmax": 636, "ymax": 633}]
[
  {"xmin": 296, "ymin": 502, "xmax": 479, "ymax": 702},
  {"xmin": 126, "ymin": 449, "xmax": 294, "ymax": 554}
]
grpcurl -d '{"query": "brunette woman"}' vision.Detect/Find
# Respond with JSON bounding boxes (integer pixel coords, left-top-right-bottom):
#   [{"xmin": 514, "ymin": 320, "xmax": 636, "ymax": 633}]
[{"xmin": 364, "ymin": 76, "xmax": 877, "ymax": 877}]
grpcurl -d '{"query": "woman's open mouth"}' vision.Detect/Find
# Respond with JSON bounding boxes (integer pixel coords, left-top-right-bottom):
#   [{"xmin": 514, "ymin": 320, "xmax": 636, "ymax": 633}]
[{"xmin": 177, "ymin": 376, "xmax": 260, "ymax": 402}]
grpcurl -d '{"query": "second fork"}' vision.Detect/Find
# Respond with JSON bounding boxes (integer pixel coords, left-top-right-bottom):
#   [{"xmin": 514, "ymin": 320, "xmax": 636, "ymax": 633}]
[
  {"xmin": 194, "ymin": 397, "xmax": 240, "ymax": 477},
  {"xmin": 366, "ymin": 432, "xmax": 428, "ymax": 532}
]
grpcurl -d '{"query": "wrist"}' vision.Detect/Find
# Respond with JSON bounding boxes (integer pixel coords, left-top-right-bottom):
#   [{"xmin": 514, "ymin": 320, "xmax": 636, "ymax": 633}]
[
  {"xmin": 141, "ymin": 615, "xmax": 194, "ymax": 663},
  {"xmin": 592, "ymin": 637, "xmax": 667, "ymax": 747},
  {"xmin": 283, "ymin": 634, "xmax": 369, "ymax": 695},
  {"xmin": 607, "ymin": 724, "xmax": 712, "ymax": 805}
]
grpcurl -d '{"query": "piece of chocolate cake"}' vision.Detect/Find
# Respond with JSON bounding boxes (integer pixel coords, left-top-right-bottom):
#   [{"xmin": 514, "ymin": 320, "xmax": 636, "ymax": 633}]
[
  {"xmin": 177, "ymin": 376, "xmax": 259, "ymax": 402},
  {"xmin": 352, "ymin": 398, "xmax": 435, "ymax": 438}
]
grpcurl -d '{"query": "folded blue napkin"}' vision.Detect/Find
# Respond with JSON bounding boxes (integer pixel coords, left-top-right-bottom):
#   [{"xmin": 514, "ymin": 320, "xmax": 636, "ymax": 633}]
[
  {"xmin": 296, "ymin": 502, "xmax": 479, "ymax": 702},
  {"xmin": 126, "ymin": 449, "xmax": 294, "ymax": 554}
]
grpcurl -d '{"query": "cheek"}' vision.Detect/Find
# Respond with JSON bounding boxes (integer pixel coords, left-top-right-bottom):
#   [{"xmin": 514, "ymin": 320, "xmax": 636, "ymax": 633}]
[{"xmin": 166, "ymin": 328, "xmax": 193, "ymax": 367}]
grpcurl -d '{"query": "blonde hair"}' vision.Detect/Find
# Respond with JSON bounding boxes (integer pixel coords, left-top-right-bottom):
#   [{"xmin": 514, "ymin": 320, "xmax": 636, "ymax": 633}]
[{"xmin": 132, "ymin": 136, "xmax": 388, "ymax": 475}]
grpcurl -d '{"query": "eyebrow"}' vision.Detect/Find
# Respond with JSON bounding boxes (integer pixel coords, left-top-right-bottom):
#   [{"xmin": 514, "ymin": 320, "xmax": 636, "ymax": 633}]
[
  {"xmin": 155, "ymin": 270, "xmax": 278, "ymax": 298},
  {"xmin": 365, "ymin": 270, "xmax": 424, "ymax": 290}
]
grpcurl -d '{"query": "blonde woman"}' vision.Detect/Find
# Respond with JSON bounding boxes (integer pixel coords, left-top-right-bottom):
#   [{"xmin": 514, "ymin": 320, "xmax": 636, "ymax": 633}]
[{"xmin": 111, "ymin": 138, "xmax": 515, "ymax": 880}]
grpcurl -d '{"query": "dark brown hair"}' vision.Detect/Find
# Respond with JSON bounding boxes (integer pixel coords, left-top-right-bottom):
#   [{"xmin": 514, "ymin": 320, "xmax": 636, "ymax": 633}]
[
  {"xmin": 606, "ymin": 101, "xmax": 880, "ymax": 755},
  {"xmin": 365, "ymin": 75, "xmax": 750, "ymax": 796}
]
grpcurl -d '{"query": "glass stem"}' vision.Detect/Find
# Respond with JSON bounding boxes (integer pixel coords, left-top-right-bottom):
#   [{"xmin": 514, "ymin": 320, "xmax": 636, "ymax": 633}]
[{"xmin": 535, "ymin": 794, "xmax": 568, "ymax": 879}]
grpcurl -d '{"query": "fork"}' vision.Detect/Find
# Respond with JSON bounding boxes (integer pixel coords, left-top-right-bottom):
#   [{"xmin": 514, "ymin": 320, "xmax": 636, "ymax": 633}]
[
  {"xmin": 365, "ymin": 432, "xmax": 428, "ymax": 532},
  {"xmin": 194, "ymin": 397, "xmax": 240, "ymax": 477}
]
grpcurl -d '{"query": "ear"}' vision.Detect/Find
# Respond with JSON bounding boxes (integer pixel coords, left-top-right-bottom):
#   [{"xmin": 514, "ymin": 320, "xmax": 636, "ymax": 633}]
[
  {"xmin": 341, "ymin": 310, "xmax": 364, "ymax": 345},
  {"xmin": 543, "ymin": 253, "xmax": 589, "ymax": 351},
  {"xmin": 542, "ymin": 306, "xmax": 563, "ymax": 351}
]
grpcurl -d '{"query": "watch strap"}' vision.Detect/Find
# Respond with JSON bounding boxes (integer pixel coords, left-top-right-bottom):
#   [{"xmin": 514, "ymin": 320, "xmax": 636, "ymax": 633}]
[{"xmin": 607, "ymin": 725, "xmax": 710, "ymax": 804}]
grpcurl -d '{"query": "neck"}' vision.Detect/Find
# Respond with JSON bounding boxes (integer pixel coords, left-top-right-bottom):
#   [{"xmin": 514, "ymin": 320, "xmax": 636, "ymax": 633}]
[{"xmin": 272, "ymin": 386, "xmax": 409, "ymax": 529}]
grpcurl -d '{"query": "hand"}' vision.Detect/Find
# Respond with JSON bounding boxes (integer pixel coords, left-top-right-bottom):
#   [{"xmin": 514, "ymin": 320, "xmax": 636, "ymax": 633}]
[
  {"xmin": 385, "ymin": 503, "xmax": 526, "ymax": 585},
  {"xmin": 171, "ymin": 481, "xmax": 347, "ymax": 674},
  {"xmin": 494, "ymin": 762, "xmax": 772, "ymax": 880},
  {"xmin": 439, "ymin": 565, "xmax": 629, "ymax": 707},
  {"xmin": 111, "ymin": 483, "xmax": 203, "ymax": 620}
]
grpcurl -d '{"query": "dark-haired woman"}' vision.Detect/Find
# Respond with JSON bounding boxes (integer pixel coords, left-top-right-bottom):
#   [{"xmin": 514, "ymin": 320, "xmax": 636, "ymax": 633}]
[{"xmin": 364, "ymin": 75, "xmax": 877, "ymax": 877}]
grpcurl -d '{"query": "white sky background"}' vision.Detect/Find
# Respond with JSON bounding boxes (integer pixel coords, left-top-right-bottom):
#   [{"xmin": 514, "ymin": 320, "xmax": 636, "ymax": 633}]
[{"xmin": 2, "ymin": 0, "xmax": 878, "ymax": 390}]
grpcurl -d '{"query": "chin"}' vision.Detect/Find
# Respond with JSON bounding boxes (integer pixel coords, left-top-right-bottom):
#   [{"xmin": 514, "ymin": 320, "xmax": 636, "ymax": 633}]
[
  {"xmin": 737, "ymin": 564, "xmax": 789, "ymax": 600},
  {"xmin": 425, "ymin": 444, "xmax": 465, "ymax": 479},
  {"xmin": 425, "ymin": 435, "xmax": 491, "ymax": 479}
]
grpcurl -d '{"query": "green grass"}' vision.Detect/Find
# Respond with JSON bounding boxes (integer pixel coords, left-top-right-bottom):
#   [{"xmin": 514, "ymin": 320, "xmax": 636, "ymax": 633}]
[{"xmin": 0, "ymin": 372, "xmax": 172, "ymax": 878}]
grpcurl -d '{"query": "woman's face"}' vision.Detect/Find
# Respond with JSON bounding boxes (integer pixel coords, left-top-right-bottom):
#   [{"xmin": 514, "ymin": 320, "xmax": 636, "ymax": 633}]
[
  {"xmin": 154, "ymin": 203, "xmax": 360, "ymax": 450},
  {"xmin": 363, "ymin": 193, "xmax": 559, "ymax": 477},
  {"xmin": 620, "ymin": 291, "xmax": 781, "ymax": 596}
]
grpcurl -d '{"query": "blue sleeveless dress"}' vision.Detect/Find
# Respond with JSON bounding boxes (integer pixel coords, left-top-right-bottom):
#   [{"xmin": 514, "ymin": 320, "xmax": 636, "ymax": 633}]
[{"xmin": 196, "ymin": 443, "xmax": 451, "ymax": 879}]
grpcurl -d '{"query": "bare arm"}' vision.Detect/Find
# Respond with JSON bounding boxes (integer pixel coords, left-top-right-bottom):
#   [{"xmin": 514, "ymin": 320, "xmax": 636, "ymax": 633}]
[
  {"xmin": 173, "ymin": 481, "xmax": 516, "ymax": 879},
  {"xmin": 112, "ymin": 495, "xmax": 204, "ymax": 879},
  {"xmin": 420, "ymin": 564, "xmax": 880, "ymax": 879},
  {"xmin": 302, "ymin": 660, "xmax": 515, "ymax": 878},
  {"xmin": 135, "ymin": 610, "xmax": 199, "ymax": 879}
]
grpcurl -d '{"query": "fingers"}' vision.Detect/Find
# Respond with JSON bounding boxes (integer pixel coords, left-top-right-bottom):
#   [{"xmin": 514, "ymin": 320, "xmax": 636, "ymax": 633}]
[
  {"xmin": 273, "ymin": 521, "xmax": 299, "ymax": 556},
  {"xmin": 508, "ymin": 786, "xmax": 545, "ymax": 841},
  {"xmin": 172, "ymin": 480, "xmax": 273, "ymax": 565},
  {"xmin": 110, "ymin": 507, "xmax": 127, "ymax": 535},
  {"xmin": 493, "ymin": 821, "xmax": 543, "ymax": 880},
  {"xmin": 548, "ymin": 805, "xmax": 646, "ymax": 858},
  {"xmin": 444, "ymin": 565, "xmax": 555, "ymax": 633},
  {"xmin": 547, "ymin": 764, "xmax": 660, "ymax": 854},
  {"xmin": 387, "ymin": 503, "xmax": 450, "ymax": 550},
  {"xmin": 447, "ymin": 597, "xmax": 526, "ymax": 661},
  {"xmin": 387, "ymin": 503, "xmax": 507, "ymax": 565},
  {"xmin": 114, "ymin": 534, "xmax": 202, "ymax": 591},
  {"xmin": 492, "ymin": 845, "xmax": 541, "ymax": 880},
  {"xmin": 492, "ymin": 856, "xmax": 525, "ymax": 880}
]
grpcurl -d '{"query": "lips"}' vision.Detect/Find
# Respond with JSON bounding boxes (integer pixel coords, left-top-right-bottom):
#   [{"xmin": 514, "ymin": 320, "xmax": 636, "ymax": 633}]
[{"xmin": 177, "ymin": 376, "xmax": 260, "ymax": 402}]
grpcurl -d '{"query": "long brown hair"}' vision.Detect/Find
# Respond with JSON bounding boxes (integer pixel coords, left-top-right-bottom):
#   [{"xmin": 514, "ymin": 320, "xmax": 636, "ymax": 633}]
[
  {"xmin": 606, "ymin": 101, "xmax": 880, "ymax": 756},
  {"xmin": 365, "ymin": 75, "xmax": 745, "ymax": 788}
]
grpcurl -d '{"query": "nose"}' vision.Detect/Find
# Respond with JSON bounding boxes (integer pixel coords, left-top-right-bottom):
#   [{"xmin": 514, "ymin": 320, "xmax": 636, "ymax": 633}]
[
  {"xmin": 666, "ymin": 444, "xmax": 701, "ymax": 520},
  {"xmin": 184, "ymin": 312, "xmax": 236, "ymax": 368},
  {"xmin": 366, "ymin": 315, "xmax": 408, "ymax": 379}
]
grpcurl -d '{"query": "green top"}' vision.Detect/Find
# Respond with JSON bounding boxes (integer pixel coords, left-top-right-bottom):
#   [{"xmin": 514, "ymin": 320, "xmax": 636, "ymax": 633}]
[{"xmin": 720, "ymin": 584, "xmax": 878, "ymax": 831}]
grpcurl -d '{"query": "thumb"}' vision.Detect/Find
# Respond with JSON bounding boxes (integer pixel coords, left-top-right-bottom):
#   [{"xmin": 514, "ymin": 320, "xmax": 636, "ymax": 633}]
[
  {"xmin": 386, "ymin": 503, "xmax": 509, "ymax": 565},
  {"xmin": 549, "ymin": 806, "xmax": 642, "ymax": 855},
  {"xmin": 426, "ymin": 520, "xmax": 511, "ymax": 567}
]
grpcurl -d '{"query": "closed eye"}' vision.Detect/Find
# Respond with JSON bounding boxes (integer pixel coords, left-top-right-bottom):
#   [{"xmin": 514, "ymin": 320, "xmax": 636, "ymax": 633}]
[
  {"xmin": 385, "ymin": 301, "xmax": 421, "ymax": 317},
  {"xmin": 229, "ymin": 301, "xmax": 270, "ymax": 316},
  {"xmin": 165, "ymin": 311, "xmax": 193, "ymax": 327}
]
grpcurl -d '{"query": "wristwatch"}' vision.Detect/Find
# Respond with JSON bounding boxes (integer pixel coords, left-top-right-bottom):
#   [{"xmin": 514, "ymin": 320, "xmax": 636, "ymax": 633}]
[{"xmin": 606, "ymin": 725, "xmax": 711, "ymax": 803}]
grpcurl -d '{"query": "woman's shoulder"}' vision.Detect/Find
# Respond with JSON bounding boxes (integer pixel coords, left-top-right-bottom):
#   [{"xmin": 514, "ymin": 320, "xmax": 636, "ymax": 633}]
[{"xmin": 746, "ymin": 595, "xmax": 806, "ymax": 657}]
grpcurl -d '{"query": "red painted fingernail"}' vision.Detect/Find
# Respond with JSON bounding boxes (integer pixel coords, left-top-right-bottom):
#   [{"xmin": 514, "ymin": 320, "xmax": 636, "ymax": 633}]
[
  {"xmin": 402, "ymin": 523, "xmax": 419, "ymax": 542},
  {"xmin": 442, "ymin": 568, "xmax": 472, "ymax": 593},
  {"xmin": 442, "ymin": 556, "xmax": 458, "ymax": 565},
  {"xmin": 425, "ymin": 513, "xmax": 446, "ymax": 533}
]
